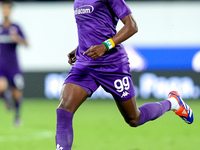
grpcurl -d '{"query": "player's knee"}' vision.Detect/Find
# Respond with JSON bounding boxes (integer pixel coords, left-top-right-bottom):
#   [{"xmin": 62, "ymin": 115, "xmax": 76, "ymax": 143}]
[
  {"xmin": 58, "ymin": 95, "xmax": 74, "ymax": 113},
  {"xmin": 59, "ymin": 98, "xmax": 70, "ymax": 111},
  {"xmin": 12, "ymin": 89, "xmax": 22, "ymax": 100},
  {"xmin": 128, "ymin": 119, "xmax": 138, "ymax": 127},
  {"xmin": 125, "ymin": 116, "xmax": 140, "ymax": 127},
  {"xmin": 0, "ymin": 85, "xmax": 6, "ymax": 93},
  {"xmin": 0, "ymin": 78, "xmax": 8, "ymax": 93}
]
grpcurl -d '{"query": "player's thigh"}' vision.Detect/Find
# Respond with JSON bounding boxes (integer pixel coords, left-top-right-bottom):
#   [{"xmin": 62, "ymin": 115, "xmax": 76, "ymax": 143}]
[
  {"xmin": 115, "ymin": 96, "xmax": 140, "ymax": 125},
  {"xmin": 0, "ymin": 77, "xmax": 8, "ymax": 93},
  {"xmin": 58, "ymin": 83, "xmax": 88, "ymax": 114},
  {"xmin": 98, "ymin": 74, "xmax": 140, "ymax": 125}
]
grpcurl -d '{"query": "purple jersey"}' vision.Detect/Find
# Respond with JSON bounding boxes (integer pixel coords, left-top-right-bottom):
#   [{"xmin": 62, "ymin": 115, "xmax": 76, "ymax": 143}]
[
  {"xmin": 74, "ymin": 0, "xmax": 132, "ymax": 66},
  {"xmin": 0, "ymin": 23, "xmax": 25, "ymax": 70}
]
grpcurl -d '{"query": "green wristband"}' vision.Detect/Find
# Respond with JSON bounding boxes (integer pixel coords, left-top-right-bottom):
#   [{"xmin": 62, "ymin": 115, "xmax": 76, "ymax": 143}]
[{"xmin": 102, "ymin": 42, "xmax": 110, "ymax": 51}]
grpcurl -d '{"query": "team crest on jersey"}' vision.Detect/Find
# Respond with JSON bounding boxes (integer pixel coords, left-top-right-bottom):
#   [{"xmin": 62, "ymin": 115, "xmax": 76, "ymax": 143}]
[{"xmin": 74, "ymin": 5, "xmax": 94, "ymax": 15}]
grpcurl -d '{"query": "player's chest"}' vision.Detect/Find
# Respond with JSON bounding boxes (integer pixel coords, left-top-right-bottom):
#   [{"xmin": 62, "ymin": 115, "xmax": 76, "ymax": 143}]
[
  {"xmin": 0, "ymin": 26, "xmax": 16, "ymax": 43},
  {"xmin": 0, "ymin": 27, "xmax": 8, "ymax": 35},
  {"xmin": 0, "ymin": 26, "xmax": 18, "ymax": 35},
  {"xmin": 0, "ymin": 27, "xmax": 10, "ymax": 42}
]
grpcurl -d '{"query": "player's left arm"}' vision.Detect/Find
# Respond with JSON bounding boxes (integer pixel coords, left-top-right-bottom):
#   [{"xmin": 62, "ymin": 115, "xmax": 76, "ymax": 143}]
[
  {"xmin": 10, "ymin": 25, "xmax": 28, "ymax": 46},
  {"xmin": 83, "ymin": 14, "xmax": 138, "ymax": 59},
  {"xmin": 112, "ymin": 14, "xmax": 138, "ymax": 46}
]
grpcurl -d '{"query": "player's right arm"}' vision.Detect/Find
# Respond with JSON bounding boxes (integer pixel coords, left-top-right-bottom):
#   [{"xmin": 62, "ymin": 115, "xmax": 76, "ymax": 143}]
[
  {"xmin": 68, "ymin": 47, "xmax": 77, "ymax": 66},
  {"xmin": 10, "ymin": 33, "xmax": 28, "ymax": 46}
]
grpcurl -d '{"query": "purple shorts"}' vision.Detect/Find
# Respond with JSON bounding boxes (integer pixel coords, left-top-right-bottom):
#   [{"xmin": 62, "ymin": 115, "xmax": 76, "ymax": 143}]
[
  {"xmin": 64, "ymin": 62, "xmax": 135, "ymax": 101},
  {"xmin": 0, "ymin": 66, "xmax": 24, "ymax": 90}
]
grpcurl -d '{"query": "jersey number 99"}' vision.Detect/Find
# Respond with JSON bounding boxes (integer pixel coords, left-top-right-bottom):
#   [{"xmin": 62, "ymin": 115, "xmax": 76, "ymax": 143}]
[{"xmin": 114, "ymin": 77, "xmax": 130, "ymax": 92}]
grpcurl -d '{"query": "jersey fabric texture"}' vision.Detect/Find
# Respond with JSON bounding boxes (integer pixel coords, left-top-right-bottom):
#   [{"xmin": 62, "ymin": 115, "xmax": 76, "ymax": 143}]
[{"xmin": 0, "ymin": 23, "xmax": 25, "ymax": 89}]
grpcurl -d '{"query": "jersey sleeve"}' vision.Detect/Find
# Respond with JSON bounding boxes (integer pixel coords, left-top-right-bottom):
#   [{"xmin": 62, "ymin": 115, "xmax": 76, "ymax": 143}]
[
  {"xmin": 17, "ymin": 25, "xmax": 26, "ymax": 40},
  {"xmin": 106, "ymin": 0, "xmax": 132, "ymax": 20}
]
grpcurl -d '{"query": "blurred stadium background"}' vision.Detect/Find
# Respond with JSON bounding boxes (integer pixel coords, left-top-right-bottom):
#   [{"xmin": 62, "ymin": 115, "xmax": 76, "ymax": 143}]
[{"xmin": 0, "ymin": 0, "xmax": 200, "ymax": 150}]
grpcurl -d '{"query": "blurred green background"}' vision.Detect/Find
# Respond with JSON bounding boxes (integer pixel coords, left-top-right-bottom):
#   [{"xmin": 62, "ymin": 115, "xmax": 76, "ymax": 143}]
[{"xmin": 0, "ymin": 98, "xmax": 199, "ymax": 150}]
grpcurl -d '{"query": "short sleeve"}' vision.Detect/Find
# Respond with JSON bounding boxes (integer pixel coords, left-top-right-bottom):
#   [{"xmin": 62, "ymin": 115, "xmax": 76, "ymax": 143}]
[
  {"xmin": 107, "ymin": 0, "xmax": 132, "ymax": 20},
  {"xmin": 17, "ymin": 25, "xmax": 26, "ymax": 39}
]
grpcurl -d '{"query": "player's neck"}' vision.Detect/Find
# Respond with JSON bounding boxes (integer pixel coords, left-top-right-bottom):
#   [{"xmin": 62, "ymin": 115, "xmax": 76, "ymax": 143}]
[{"xmin": 3, "ymin": 18, "xmax": 11, "ymax": 28}]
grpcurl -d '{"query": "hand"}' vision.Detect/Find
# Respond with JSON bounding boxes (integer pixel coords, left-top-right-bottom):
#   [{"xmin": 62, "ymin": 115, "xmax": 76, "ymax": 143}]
[
  {"xmin": 9, "ymin": 32, "xmax": 28, "ymax": 46},
  {"xmin": 68, "ymin": 49, "xmax": 77, "ymax": 66},
  {"xmin": 10, "ymin": 34, "xmax": 21, "ymax": 43},
  {"xmin": 83, "ymin": 44, "xmax": 107, "ymax": 59}
]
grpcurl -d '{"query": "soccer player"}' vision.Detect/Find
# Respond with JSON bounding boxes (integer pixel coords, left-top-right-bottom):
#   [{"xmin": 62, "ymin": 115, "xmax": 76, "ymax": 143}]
[
  {"xmin": 55, "ymin": 0, "xmax": 194, "ymax": 149},
  {"xmin": 0, "ymin": 0, "xmax": 28, "ymax": 126}
]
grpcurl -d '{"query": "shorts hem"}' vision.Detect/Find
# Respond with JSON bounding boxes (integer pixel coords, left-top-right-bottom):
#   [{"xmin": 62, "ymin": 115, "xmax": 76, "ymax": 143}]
[
  {"xmin": 114, "ymin": 94, "xmax": 135, "ymax": 102},
  {"xmin": 64, "ymin": 81, "xmax": 92, "ymax": 97}
]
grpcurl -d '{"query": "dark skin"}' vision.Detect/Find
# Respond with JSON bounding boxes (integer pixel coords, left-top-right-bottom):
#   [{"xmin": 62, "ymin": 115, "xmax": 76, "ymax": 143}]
[{"xmin": 59, "ymin": 14, "xmax": 140, "ymax": 127}]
